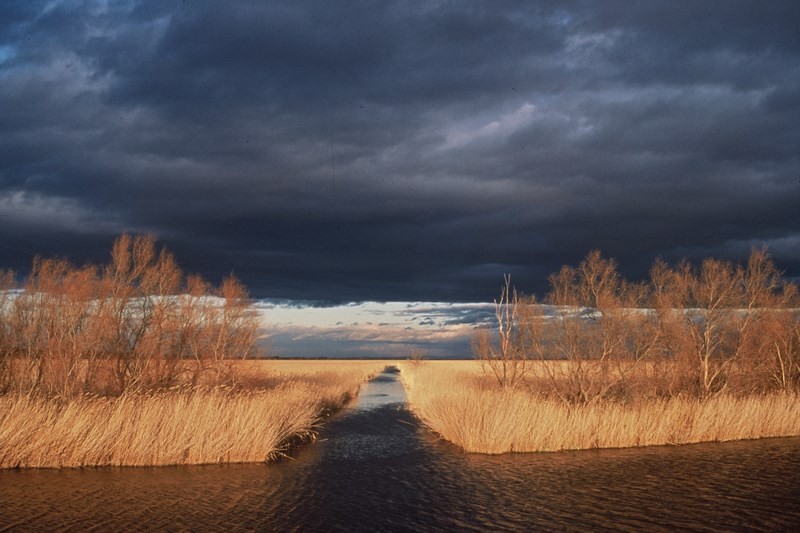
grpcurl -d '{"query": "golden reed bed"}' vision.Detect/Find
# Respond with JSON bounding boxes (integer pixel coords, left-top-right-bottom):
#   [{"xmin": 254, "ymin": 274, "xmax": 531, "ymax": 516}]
[
  {"xmin": 399, "ymin": 361, "xmax": 800, "ymax": 454},
  {"xmin": 0, "ymin": 360, "xmax": 385, "ymax": 469}
]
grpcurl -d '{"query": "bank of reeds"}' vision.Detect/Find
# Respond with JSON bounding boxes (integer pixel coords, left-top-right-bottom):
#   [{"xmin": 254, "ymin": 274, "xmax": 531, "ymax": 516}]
[
  {"xmin": 434, "ymin": 249, "xmax": 800, "ymax": 454},
  {"xmin": 400, "ymin": 362, "xmax": 800, "ymax": 453},
  {"xmin": 234, "ymin": 360, "xmax": 390, "ymax": 410},
  {"xmin": 0, "ymin": 361, "xmax": 385, "ymax": 468},
  {"xmin": 0, "ymin": 235, "xmax": 385, "ymax": 468},
  {"xmin": 0, "ymin": 386, "xmax": 316, "ymax": 468}
]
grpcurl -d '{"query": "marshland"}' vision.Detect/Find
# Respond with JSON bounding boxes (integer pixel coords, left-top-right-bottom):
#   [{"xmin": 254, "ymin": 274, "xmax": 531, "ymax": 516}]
[
  {"xmin": 403, "ymin": 249, "xmax": 800, "ymax": 454},
  {"xmin": 5, "ymin": 1, "xmax": 800, "ymax": 529},
  {"xmin": 3, "ymin": 366, "xmax": 800, "ymax": 530},
  {"xmin": 0, "ymin": 236, "xmax": 387, "ymax": 468},
  {"xmin": 1, "ymin": 236, "xmax": 799, "ymax": 530}
]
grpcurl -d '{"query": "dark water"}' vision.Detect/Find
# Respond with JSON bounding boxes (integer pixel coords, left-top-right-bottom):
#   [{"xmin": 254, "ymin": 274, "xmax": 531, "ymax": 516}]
[{"xmin": 2, "ymin": 366, "xmax": 800, "ymax": 531}]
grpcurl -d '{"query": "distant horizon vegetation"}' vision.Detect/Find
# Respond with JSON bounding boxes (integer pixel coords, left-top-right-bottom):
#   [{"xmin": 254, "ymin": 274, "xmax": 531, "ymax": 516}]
[{"xmin": 3, "ymin": 234, "xmax": 800, "ymax": 360}]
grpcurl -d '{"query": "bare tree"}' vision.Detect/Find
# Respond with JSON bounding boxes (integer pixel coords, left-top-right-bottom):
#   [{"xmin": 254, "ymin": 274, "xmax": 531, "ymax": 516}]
[
  {"xmin": 408, "ymin": 348, "xmax": 426, "ymax": 366},
  {"xmin": 0, "ymin": 234, "xmax": 262, "ymax": 397},
  {"xmin": 471, "ymin": 249, "xmax": 800, "ymax": 403},
  {"xmin": 542, "ymin": 251, "xmax": 659, "ymax": 403},
  {"xmin": 473, "ymin": 275, "xmax": 536, "ymax": 389},
  {"xmin": 0, "ymin": 269, "xmax": 17, "ymax": 392}
]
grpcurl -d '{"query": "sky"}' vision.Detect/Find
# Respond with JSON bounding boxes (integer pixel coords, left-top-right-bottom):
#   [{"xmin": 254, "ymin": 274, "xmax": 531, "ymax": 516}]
[
  {"xmin": 257, "ymin": 300, "xmax": 493, "ymax": 358},
  {"xmin": 2, "ymin": 1, "xmax": 800, "ymax": 356}
]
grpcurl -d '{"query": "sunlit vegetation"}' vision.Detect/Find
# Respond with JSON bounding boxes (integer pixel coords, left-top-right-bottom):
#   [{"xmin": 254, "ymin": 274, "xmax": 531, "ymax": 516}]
[
  {"xmin": 402, "ymin": 250, "xmax": 800, "ymax": 453},
  {"xmin": 0, "ymin": 234, "xmax": 259, "ymax": 396},
  {"xmin": 0, "ymin": 361, "xmax": 385, "ymax": 468},
  {"xmin": 0, "ymin": 235, "xmax": 383, "ymax": 468},
  {"xmin": 400, "ymin": 361, "xmax": 800, "ymax": 453},
  {"xmin": 234, "ymin": 359, "xmax": 389, "ymax": 412}
]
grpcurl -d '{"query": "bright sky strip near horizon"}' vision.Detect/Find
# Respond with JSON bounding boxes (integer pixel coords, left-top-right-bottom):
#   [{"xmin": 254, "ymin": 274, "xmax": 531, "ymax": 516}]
[{"xmin": 257, "ymin": 300, "xmax": 494, "ymax": 358}]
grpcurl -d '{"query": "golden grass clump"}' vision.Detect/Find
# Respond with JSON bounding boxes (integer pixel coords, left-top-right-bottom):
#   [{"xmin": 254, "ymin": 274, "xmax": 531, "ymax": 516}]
[
  {"xmin": 0, "ymin": 386, "xmax": 315, "ymax": 468},
  {"xmin": 0, "ymin": 234, "xmax": 390, "ymax": 469},
  {"xmin": 0, "ymin": 360, "xmax": 386, "ymax": 469},
  {"xmin": 234, "ymin": 360, "xmax": 388, "ymax": 409},
  {"xmin": 399, "ymin": 361, "xmax": 800, "ymax": 454}
]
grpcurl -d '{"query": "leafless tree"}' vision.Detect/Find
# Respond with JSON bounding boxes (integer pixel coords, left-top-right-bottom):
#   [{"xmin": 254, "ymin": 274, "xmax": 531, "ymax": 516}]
[
  {"xmin": 0, "ymin": 234, "xmax": 261, "ymax": 397},
  {"xmin": 473, "ymin": 275, "xmax": 537, "ymax": 389}
]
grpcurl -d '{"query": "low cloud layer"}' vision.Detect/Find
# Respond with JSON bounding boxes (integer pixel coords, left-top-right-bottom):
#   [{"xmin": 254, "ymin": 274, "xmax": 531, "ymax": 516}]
[
  {"xmin": 257, "ymin": 301, "xmax": 494, "ymax": 358},
  {"xmin": 2, "ymin": 1, "xmax": 799, "ymax": 302}
]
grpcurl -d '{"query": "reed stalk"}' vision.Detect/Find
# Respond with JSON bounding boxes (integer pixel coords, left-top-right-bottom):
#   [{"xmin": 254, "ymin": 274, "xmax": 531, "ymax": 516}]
[{"xmin": 400, "ymin": 361, "xmax": 800, "ymax": 454}]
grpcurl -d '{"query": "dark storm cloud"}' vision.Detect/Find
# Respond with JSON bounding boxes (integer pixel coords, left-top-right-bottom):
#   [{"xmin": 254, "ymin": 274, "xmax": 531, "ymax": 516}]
[{"xmin": 2, "ymin": 0, "xmax": 799, "ymax": 301}]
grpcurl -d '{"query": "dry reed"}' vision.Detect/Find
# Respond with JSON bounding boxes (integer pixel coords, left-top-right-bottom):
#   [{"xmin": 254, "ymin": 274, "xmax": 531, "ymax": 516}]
[
  {"xmin": 0, "ymin": 235, "xmax": 390, "ymax": 468},
  {"xmin": 400, "ymin": 361, "xmax": 800, "ymax": 454},
  {"xmin": 0, "ymin": 360, "xmax": 385, "ymax": 468},
  {"xmin": 234, "ymin": 360, "xmax": 389, "ymax": 410}
]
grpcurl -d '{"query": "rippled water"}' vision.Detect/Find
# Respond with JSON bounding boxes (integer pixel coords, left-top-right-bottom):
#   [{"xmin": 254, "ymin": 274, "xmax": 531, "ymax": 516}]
[{"xmin": 2, "ymin": 367, "xmax": 800, "ymax": 531}]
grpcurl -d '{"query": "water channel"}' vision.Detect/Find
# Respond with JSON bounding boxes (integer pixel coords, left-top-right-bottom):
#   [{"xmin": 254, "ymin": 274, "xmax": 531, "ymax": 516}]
[{"xmin": 2, "ymin": 366, "xmax": 800, "ymax": 531}]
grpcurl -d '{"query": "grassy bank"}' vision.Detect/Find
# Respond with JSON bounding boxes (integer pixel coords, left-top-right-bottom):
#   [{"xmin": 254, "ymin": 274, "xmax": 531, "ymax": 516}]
[
  {"xmin": 0, "ymin": 235, "xmax": 390, "ymax": 468},
  {"xmin": 0, "ymin": 360, "xmax": 385, "ymax": 468},
  {"xmin": 399, "ymin": 361, "xmax": 800, "ymax": 454}
]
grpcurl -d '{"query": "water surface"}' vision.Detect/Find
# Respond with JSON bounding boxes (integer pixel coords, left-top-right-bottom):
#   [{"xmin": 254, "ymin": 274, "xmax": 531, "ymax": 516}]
[{"xmin": 2, "ymin": 367, "xmax": 800, "ymax": 531}]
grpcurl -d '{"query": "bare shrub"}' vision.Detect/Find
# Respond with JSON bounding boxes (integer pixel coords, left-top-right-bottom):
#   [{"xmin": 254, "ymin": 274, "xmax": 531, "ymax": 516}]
[
  {"xmin": 473, "ymin": 275, "xmax": 537, "ymax": 389},
  {"xmin": 768, "ymin": 310, "xmax": 800, "ymax": 392},
  {"xmin": 542, "ymin": 251, "xmax": 662, "ymax": 403},
  {"xmin": 408, "ymin": 348, "xmax": 426, "ymax": 366},
  {"xmin": 475, "ymin": 249, "xmax": 800, "ymax": 403},
  {"xmin": 195, "ymin": 275, "xmax": 260, "ymax": 386},
  {"xmin": 0, "ymin": 234, "xmax": 260, "ymax": 397},
  {"xmin": 0, "ymin": 269, "xmax": 17, "ymax": 392},
  {"xmin": 659, "ymin": 250, "xmax": 798, "ymax": 397}
]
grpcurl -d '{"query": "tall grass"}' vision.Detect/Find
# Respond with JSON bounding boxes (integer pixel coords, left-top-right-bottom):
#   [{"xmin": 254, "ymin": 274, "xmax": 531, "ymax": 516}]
[
  {"xmin": 234, "ymin": 360, "xmax": 389, "ymax": 411},
  {"xmin": 454, "ymin": 250, "xmax": 800, "ymax": 453},
  {"xmin": 400, "ymin": 361, "xmax": 800, "ymax": 454},
  {"xmin": 0, "ymin": 360, "xmax": 385, "ymax": 468},
  {"xmin": 0, "ymin": 235, "xmax": 387, "ymax": 469},
  {"xmin": 0, "ymin": 386, "xmax": 315, "ymax": 468}
]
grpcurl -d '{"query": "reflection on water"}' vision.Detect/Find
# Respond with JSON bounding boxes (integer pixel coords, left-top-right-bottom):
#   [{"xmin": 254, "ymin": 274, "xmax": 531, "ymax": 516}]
[
  {"xmin": 353, "ymin": 365, "xmax": 406, "ymax": 411},
  {"xmin": 2, "ymin": 366, "xmax": 800, "ymax": 531}
]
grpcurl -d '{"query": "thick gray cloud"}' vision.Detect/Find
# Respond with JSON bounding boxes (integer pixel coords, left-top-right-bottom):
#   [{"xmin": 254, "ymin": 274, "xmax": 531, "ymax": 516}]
[{"xmin": 2, "ymin": 0, "xmax": 799, "ymax": 301}]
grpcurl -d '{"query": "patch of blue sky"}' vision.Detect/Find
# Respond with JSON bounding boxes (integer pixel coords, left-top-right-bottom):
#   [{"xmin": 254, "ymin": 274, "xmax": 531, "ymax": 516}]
[{"xmin": 0, "ymin": 45, "xmax": 17, "ymax": 65}]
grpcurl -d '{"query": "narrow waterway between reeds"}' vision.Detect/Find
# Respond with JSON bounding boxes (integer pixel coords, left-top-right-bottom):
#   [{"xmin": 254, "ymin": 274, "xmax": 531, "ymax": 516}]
[{"xmin": 2, "ymin": 366, "xmax": 800, "ymax": 531}]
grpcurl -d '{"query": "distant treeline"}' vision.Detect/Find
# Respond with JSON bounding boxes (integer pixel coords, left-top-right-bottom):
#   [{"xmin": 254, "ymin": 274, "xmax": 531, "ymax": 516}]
[
  {"xmin": 475, "ymin": 250, "xmax": 800, "ymax": 401},
  {"xmin": 0, "ymin": 235, "xmax": 260, "ymax": 397}
]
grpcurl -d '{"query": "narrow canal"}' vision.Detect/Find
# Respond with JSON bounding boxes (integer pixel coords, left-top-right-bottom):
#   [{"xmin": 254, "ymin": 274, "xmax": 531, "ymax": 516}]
[{"xmin": 2, "ymin": 366, "xmax": 800, "ymax": 531}]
